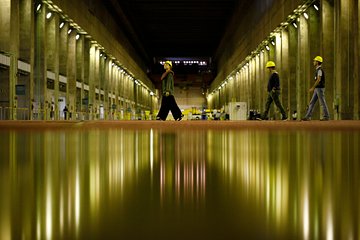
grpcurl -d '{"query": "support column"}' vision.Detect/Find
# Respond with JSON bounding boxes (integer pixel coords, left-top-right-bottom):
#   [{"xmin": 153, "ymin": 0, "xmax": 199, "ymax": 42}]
[
  {"xmin": 19, "ymin": 0, "xmax": 33, "ymax": 120},
  {"xmin": 259, "ymin": 50, "xmax": 266, "ymax": 111},
  {"xmin": 83, "ymin": 39, "xmax": 91, "ymax": 119},
  {"xmin": 322, "ymin": 0, "xmax": 336, "ymax": 119},
  {"xmin": 45, "ymin": 11, "xmax": 58, "ymax": 121},
  {"xmin": 88, "ymin": 44, "xmax": 97, "ymax": 119},
  {"xmin": 7, "ymin": 0, "xmax": 20, "ymax": 120},
  {"xmin": 280, "ymin": 30, "xmax": 291, "ymax": 118},
  {"xmin": 275, "ymin": 32, "xmax": 284, "ymax": 119},
  {"xmin": 334, "ymin": 0, "xmax": 355, "ymax": 119},
  {"xmin": 356, "ymin": 0, "xmax": 360, "ymax": 119},
  {"xmin": 297, "ymin": 16, "xmax": 310, "ymax": 118},
  {"xmin": 58, "ymin": 21, "xmax": 68, "ymax": 120},
  {"xmin": 34, "ymin": 3, "xmax": 46, "ymax": 120},
  {"xmin": 250, "ymin": 58, "xmax": 256, "ymax": 110},
  {"xmin": 67, "ymin": 30, "xmax": 77, "ymax": 120},
  {"xmin": 288, "ymin": 23, "xmax": 298, "ymax": 118},
  {"xmin": 255, "ymin": 54, "xmax": 261, "ymax": 111},
  {"xmin": 76, "ymin": 36, "xmax": 85, "ymax": 120}
]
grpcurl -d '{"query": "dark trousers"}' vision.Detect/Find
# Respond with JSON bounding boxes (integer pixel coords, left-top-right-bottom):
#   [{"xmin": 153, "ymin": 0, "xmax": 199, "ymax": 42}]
[
  {"xmin": 262, "ymin": 90, "xmax": 287, "ymax": 119},
  {"xmin": 157, "ymin": 95, "xmax": 182, "ymax": 120}
]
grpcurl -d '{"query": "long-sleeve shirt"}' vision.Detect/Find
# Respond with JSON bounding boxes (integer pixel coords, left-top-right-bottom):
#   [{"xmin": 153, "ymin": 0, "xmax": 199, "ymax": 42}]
[
  {"xmin": 267, "ymin": 72, "xmax": 280, "ymax": 92},
  {"xmin": 161, "ymin": 70, "xmax": 174, "ymax": 95}
]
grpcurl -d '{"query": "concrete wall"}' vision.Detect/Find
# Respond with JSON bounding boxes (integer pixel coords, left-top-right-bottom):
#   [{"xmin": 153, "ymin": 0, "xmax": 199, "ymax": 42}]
[
  {"xmin": 174, "ymin": 87, "xmax": 206, "ymax": 110},
  {"xmin": 0, "ymin": 0, "xmax": 158, "ymax": 120},
  {"xmin": 211, "ymin": 0, "xmax": 360, "ymax": 120}
]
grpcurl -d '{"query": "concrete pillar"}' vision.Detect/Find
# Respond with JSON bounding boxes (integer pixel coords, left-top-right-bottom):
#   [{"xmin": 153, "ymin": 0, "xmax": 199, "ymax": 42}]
[
  {"xmin": 45, "ymin": 11, "xmax": 58, "ymax": 120},
  {"xmin": 334, "ymin": 0, "xmax": 357, "ymax": 119},
  {"xmin": 34, "ymin": 3, "xmax": 47, "ymax": 120},
  {"xmin": 297, "ymin": 16, "xmax": 310, "ymax": 118},
  {"xmin": 88, "ymin": 44, "xmax": 97, "ymax": 119},
  {"xmin": 2, "ymin": 0, "xmax": 20, "ymax": 120},
  {"xmin": 288, "ymin": 24, "xmax": 298, "ymax": 118},
  {"xmin": 255, "ymin": 54, "xmax": 261, "ymax": 110},
  {"xmin": 356, "ymin": 0, "xmax": 360, "ymax": 119},
  {"xmin": 245, "ymin": 64, "xmax": 251, "ymax": 106},
  {"xmin": 83, "ymin": 39, "xmax": 90, "ymax": 117},
  {"xmin": 321, "ymin": 0, "xmax": 336, "ymax": 119},
  {"xmin": 235, "ymin": 72, "xmax": 240, "ymax": 102},
  {"xmin": 280, "ymin": 30, "xmax": 291, "ymax": 118},
  {"xmin": 67, "ymin": 29, "xmax": 77, "ymax": 119},
  {"xmin": 250, "ymin": 58, "xmax": 256, "ymax": 110},
  {"xmin": 259, "ymin": 50, "xmax": 266, "ymax": 111},
  {"xmin": 274, "ymin": 32, "xmax": 285, "ymax": 119},
  {"xmin": 76, "ymin": 35, "xmax": 85, "ymax": 118},
  {"xmin": 103, "ymin": 59, "xmax": 109, "ymax": 119},
  {"xmin": 308, "ymin": 3, "xmax": 322, "ymax": 119},
  {"xmin": 19, "ymin": 0, "xmax": 34, "ymax": 119}
]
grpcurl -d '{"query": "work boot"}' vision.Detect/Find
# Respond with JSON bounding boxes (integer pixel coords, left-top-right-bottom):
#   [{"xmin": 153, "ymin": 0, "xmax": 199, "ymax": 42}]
[{"xmin": 176, "ymin": 114, "xmax": 184, "ymax": 121}]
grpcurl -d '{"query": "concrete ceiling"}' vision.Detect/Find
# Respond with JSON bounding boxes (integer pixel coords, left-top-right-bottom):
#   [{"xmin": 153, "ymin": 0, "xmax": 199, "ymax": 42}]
[{"xmin": 105, "ymin": 0, "xmax": 239, "ymax": 60}]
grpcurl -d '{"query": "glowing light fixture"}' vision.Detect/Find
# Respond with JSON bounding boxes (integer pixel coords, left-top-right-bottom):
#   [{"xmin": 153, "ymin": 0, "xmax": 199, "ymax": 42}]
[
  {"xmin": 293, "ymin": 22, "xmax": 298, "ymax": 28},
  {"xmin": 303, "ymin": 12, "xmax": 309, "ymax": 19},
  {"xmin": 266, "ymin": 45, "xmax": 270, "ymax": 51},
  {"xmin": 46, "ymin": 12, "xmax": 52, "ymax": 19},
  {"xmin": 59, "ymin": 22, "xmax": 65, "ymax": 29},
  {"xmin": 314, "ymin": 5, "xmax": 319, "ymax": 11},
  {"xmin": 36, "ymin": 4, "xmax": 42, "ymax": 12},
  {"xmin": 271, "ymin": 41, "xmax": 275, "ymax": 46},
  {"xmin": 76, "ymin": 34, "xmax": 80, "ymax": 40},
  {"xmin": 67, "ymin": 29, "xmax": 72, "ymax": 34}
]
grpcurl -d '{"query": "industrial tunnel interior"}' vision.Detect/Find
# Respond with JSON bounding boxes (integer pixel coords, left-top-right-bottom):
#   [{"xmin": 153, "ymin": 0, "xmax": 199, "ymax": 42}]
[
  {"xmin": 1, "ymin": 0, "xmax": 360, "ymax": 239},
  {"xmin": 0, "ymin": 0, "xmax": 359, "ymax": 121}
]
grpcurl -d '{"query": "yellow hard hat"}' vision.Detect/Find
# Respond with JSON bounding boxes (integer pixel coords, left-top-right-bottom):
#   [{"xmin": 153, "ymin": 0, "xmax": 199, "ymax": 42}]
[
  {"xmin": 314, "ymin": 56, "xmax": 323, "ymax": 63},
  {"xmin": 266, "ymin": 61, "xmax": 276, "ymax": 68},
  {"xmin": 164, "ymin": 60, "xmax": 172, "ymax": 67}
]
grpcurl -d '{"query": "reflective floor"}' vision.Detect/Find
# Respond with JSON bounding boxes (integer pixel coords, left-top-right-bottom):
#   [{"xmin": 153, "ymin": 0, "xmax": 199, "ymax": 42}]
[{"xmin": 0, "ymin": 126, "xmax": 359, "ymax": 239}]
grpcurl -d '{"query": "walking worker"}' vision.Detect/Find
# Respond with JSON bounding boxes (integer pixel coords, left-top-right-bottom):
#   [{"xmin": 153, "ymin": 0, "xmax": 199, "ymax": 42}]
[
  {"xmin": 156, "ymin": 61, "xmax": 183, "ymax": 121},
  {"xmin": 258, "ymin": 61, "xmax": 287, "ymax": 120},
  {"xmin": 302, "ymin": 56, "xmax": 330, "ymax": 121}
]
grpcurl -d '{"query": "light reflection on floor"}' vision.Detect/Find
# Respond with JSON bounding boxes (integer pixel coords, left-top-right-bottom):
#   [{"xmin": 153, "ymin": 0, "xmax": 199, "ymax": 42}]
[{"xmin": 0, "ymin": 128, "xmax": 359, "ymax": 239}]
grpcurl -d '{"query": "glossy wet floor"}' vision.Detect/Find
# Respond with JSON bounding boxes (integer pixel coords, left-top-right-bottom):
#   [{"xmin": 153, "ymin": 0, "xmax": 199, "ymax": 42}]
[{"xmin": 0, "ymin": 121, "xmax": 359, "ymax": 239}]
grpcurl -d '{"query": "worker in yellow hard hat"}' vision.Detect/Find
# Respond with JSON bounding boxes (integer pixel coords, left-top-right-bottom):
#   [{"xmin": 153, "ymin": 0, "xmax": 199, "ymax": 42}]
[
  {"xmin": 302, "ymin": 56, "xmax": 330, "ymax": 121},
  {"xmin": 257, "ymin": 61, "xmax": 287, "ymax": 121},
  {"xmin": 156, "ymin": 61, "xmax": 183, "ymax": 121}
]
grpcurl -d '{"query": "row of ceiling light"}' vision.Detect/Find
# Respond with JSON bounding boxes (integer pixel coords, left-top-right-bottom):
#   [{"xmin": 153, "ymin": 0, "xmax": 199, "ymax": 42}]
[
  {"xmin": 209, "ymin": 1, "xmax": 319, "ymax": 96},
  {"xmin": 159, "ymin": 60, "xmax": 208, "ymax": 66},
  {"xmin": 35, "ymin": 1, "xmax": 156, "ymax": 97}
]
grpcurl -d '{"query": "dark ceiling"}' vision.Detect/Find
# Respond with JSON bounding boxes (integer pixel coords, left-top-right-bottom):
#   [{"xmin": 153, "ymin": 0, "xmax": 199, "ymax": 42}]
[{"xmin": 106, "ymin": 0, "xmax": 238, "ymax": 61}]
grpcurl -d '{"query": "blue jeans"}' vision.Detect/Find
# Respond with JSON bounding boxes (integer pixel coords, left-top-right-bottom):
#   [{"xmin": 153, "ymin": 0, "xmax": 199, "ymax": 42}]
[{"xmin": 304, "ymin": 88, "xmax": 330, "ymax": 119}]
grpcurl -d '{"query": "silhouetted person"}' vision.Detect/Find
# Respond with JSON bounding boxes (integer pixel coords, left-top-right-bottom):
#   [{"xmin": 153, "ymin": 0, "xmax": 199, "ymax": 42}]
[
  {"xmin": 156, "ymin": 61, "xmax": 183, "ymax": 121},
  {"xmin": 302, "ymin": 56, "xmax": 330, "ymax": 121},
  {"xmin": 258, "ymin": 61, "xmax": 287, "ymax": 121},
  {"xmin": 63, "ymin": 105, "xmax": 68, "ymax": 120}
]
